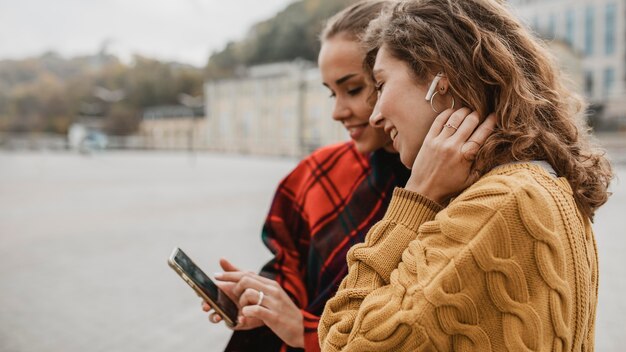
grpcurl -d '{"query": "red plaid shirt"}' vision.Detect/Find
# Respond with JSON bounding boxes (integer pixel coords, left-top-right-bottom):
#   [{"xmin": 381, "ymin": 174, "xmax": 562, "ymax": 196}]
[{"xmin": 225, "ymin": 142, "xmax": 409, "ymax": 352}]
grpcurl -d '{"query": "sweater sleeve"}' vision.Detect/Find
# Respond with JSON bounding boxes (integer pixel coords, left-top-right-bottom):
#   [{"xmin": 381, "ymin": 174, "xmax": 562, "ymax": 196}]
[
  {"xmin": 318, "ymin": 187, "xmax": 442, "ymax": 351},
  {"xmin": 320, "ymin": 174, "xmax": 575, "ymax": 351}
]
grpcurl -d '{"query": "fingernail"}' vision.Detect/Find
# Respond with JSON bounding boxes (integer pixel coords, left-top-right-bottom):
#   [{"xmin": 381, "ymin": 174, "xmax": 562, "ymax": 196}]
[{"xmin": 214, "ymin": 272, "xmax": 223, "ymax": 278}]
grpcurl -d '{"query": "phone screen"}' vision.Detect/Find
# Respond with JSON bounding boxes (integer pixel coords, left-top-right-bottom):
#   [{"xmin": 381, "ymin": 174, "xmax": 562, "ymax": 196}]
[{"xmin": 170, "ymin": 248, "xmax": 239, "ymax": 326}]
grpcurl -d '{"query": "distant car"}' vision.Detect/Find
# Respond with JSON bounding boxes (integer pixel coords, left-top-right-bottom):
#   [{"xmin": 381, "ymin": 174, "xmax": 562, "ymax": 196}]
[{"xmin": 80, "ymin": 131, "xmax": 108, "ymax": 152}]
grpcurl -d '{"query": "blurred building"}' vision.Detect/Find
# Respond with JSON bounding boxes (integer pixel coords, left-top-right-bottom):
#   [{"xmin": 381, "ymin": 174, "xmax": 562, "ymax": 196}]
[
  {"xmin": 509, "ymin": 0, "xmax": 626, "ymax": 129},
  {"xmin": 140, "ymin": 105, "xmax": 206, "ymax": 150},
  {"xmin": 204, "ymin": 60, "xmax": 345, "ymax": 157},
  {"xmin": 548, "ymin": 39, "xmax": 585, "ymax": 95}
]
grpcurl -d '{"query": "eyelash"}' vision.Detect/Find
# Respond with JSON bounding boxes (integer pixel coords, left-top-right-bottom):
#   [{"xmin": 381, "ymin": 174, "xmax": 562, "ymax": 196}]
[
  {"xmin": 347, "ymin": 87, "xmax": 363, "ymax": 96},
  {"xmin": 327, "ymin": 86, "xmax": 364, "ymax": 99}
]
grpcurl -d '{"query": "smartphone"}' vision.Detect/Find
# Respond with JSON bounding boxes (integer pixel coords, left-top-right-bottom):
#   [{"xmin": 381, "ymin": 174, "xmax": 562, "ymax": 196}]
[{"xmin": 168, "ymin": 247, "xmax": 239, "ymax": 327}]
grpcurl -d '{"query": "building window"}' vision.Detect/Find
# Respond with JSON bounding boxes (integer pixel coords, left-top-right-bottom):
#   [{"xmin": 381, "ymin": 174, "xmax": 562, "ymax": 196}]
[
  {"xmin": 605, "ymin": 3, "xmax": 616, "ymax": 55},
  {"xmin": 565, "ymin": 9, "xmax": 575, "ymax": 46},
  {"xmin": 584, "ymin": 5, "xmax": 595, "ymax": 56},
  {"xmin": 585, "ymin": 71, "xmax": 594, "ymax": 97},
  {"xmin": 603, "ymin": 67, "xmax": 615, "ymax": 97}
]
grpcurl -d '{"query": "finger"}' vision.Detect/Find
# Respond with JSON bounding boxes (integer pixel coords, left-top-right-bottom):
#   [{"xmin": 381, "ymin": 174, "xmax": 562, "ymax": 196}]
[
  {"xmin": 440, "ymin": 107, "xmax": 472, "ymax": 138},
  {"xmin": 232, "ymin": 315, "xmax": 263, "ymax": 331},
  {"xmin": 215, "ymin": 271, "xmax": 247, "ymax": 283},
  {"xmin": 461, "ymin": 141, "xmax": 482, "ymax": 162},
  {"xmin": 427, "ymin": 108, "xmax": 455, "ymax": 138},
  {"xmin": 217, "ymin": 271, "xmax": 277, "ymax": 287},
  {"xmin": 214, "ymin": 280, "xmax": 234, "ymax": 291},
  {"xmin": 452, "ymin": 110, "xmax": 480, "ymax": 143},
  {"xmin": 239, "ymin": 287, "xmax": 273, "ymax": 308},
  {"xmin": 219, "ymin": 258, "xmax": 240, "ymax": 272},
  {"xmin": 233, "ymin": 316, "xmax": 247, "ymax": 330},
  {"xmin": 462, "ymin": 113, "xmax": 497, "ymax": 160},
  {"xmin": 241, "ymin": 304, "xmax": 277, "ymax": 325},
  {"xmin": 232, "ymin": 274, "xmax": 274, "ymax": 297},
  {"xmin": 202, "ymin": 301, "xmax": 212, "ymax": 312},
  {"xmin": 468, "ymin": 112, "xmax": 497, "ymax": 145},
  {"xmin": 209, "ymin": 312, "xmax": 223, "ymax": 323},
  {"xmin": 246, "ymin": 273, "xmax": 281, "ymax": 287}
]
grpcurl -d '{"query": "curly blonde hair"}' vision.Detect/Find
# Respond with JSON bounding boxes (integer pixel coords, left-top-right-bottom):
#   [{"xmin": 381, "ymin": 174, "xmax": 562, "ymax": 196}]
[{"xmin": 363, "ymin": 0, "xmax": 613, "ymax": 220}]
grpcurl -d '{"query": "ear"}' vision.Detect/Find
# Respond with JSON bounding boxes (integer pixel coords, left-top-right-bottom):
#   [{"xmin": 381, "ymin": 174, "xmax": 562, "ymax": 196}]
[{"xmin": 437, "ymin": 75, "xmax": 450, "ymax": 95}]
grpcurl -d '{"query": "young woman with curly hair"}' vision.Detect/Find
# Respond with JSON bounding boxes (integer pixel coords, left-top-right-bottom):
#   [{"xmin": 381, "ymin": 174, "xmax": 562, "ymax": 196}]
[
  {"xmin": 202, "ymin": 2, "xmax": 410, "ymax": 351},
  {"xmin": 319, "ymin": 0, "xmax": 613, "ymax": 350}
]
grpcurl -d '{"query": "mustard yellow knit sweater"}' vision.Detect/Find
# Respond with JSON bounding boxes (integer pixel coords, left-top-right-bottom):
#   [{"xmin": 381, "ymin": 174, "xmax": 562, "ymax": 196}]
[{"xmin": 319, "ymin": 163, "xmax": 598, "ymax": 351}]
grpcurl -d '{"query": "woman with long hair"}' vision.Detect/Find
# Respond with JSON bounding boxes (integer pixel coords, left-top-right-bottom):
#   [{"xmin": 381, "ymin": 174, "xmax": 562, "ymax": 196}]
[
  {"xmin": 204, "ymin": 2, "xmax": 410, "ymax": 351},
  {"xmin": 319, "ymin": 0, "xmax": 613, "ymax": 350}
]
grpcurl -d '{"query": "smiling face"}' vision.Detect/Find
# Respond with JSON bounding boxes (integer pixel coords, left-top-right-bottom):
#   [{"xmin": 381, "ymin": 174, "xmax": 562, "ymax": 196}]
[
  {"xmin": 370, "ymin": 45, "xmax": 441, "ymax": 168},
  {"xmin": 318, "ymin": 34, "xmax": 392, "ymax": 154}
]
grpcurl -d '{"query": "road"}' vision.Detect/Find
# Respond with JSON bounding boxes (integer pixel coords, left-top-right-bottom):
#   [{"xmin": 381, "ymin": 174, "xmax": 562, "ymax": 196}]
[{"xmin": 0, "ymin": 151, "xmax": 624, "ymax": 351}]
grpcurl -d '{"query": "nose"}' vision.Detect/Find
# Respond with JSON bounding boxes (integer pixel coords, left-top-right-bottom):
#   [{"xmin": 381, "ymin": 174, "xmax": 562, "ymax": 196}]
[
  {"xmin": 369, "ymin": 101, "xmax": 384, "ymax": 127},
  {"xmin": 331, "ymin": 99, "xmax": 350, "ymax": 121}
]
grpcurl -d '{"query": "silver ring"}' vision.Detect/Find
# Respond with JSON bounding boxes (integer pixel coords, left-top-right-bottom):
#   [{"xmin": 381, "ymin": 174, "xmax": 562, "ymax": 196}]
[
  {"xmin": 444, "ymin": 123, "xmax": 458, "ymax": 131},
  {"xmin": 257, "ymin": 290, "xmax": 264, "ymax": 306}
]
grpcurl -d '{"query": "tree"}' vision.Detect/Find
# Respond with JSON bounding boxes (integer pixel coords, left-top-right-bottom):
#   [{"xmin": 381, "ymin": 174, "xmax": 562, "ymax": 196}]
[
  {"xmin": 0, "ymin": 52, "xmax": 204, "ymax": 135},
  {"xmin": 205, "ymin": 0, "xmax": 354, "ymax": 79}
]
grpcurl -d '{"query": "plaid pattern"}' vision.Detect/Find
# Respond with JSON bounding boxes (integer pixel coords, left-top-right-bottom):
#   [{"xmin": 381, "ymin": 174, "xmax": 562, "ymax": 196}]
[{"xmin": 224, "ymin": 142, "xmax": 409, "ymax": 352}]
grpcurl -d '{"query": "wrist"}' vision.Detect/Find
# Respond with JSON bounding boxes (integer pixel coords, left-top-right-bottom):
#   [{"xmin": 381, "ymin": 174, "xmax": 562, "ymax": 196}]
[
  {"xmin": 288, "ymin": 325, "xmax": 305, "ymax": 348},
  {"xmin": 405, "ymin": 178, "xmax": 445, "ymax": 205},
  {"xmin": 287, "ymin": 312, "xmax": 305, "ymax": 348},
  {"xmin": 292, "ymin": 333, "xmax": 304, "ymax": 348}
]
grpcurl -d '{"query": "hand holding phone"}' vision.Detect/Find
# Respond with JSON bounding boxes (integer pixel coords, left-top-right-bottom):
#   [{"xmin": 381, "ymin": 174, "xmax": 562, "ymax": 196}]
[{"xmin": 168, "ymin": 247, "xmax": 239, "ymax": 327}]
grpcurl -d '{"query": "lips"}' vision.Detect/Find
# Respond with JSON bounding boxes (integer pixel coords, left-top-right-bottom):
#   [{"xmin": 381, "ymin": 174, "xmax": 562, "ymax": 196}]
[
  {"xmin": 390, "ymin": 128, "xmax": 398, "ymax": 140},
  {"xmin": 345, "ymin": 123, "xmax": 369, "ymax": 140}
]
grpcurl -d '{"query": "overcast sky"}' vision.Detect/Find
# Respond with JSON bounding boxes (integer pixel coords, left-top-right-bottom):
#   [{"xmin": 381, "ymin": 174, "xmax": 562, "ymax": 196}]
[{"xmin": 0, "ymin": 0, "xmax": 295, "ymax": 67}]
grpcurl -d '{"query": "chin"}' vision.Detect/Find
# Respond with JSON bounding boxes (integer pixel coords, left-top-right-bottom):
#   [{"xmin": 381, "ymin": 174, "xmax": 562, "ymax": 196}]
[
  {"xmin": 356, "ymin": 138, "xmax": 391, "ymax": 155},
  {"xmin": 399, "ymin": 152, "xmax": 413, "ymax": 169},
  {"xmin": 354, "ymin": 140, "xmax": 375, "ymax": 154}
]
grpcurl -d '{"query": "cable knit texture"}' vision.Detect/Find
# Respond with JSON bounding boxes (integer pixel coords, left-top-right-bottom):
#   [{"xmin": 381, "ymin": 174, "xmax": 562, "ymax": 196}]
[{"xmin": 318, "ymin": 163, "xmax": 599, "ymax": 351}]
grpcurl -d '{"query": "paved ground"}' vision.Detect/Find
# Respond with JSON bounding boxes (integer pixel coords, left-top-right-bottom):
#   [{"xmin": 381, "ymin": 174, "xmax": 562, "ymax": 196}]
[
  {"xmin": 0, "ymin": 151, "xmax": 297, "ymax": 352},
  {"xmin": 0, "ymin": 149, "xmax": 624, "ymax": 351}
]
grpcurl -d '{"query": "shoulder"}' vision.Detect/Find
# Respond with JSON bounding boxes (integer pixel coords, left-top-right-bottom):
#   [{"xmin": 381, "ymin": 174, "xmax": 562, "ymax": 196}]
[
  {"xmin": 277, "ymin": 141, "xmax": 368, "ymax": 191},
  {"xmin": 290, "ymin": 141, "xmax": 368, "ymax": 176},
  {"xmin": 457, "ymin": 164, "xmax": 559, "ymax": 208},
  {"xmin": 305, "ymin": 141, "xmax": 365, "ymax": 164},
  {"xmin": 434, "ymin": 164, "xmax": 562, "ymax": 240}
]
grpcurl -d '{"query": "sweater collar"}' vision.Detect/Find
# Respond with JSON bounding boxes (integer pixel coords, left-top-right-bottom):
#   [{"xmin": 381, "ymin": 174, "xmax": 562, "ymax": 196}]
[{"xmin": 485, "ymin": 162, "xmax": 573, "ymax": 194}]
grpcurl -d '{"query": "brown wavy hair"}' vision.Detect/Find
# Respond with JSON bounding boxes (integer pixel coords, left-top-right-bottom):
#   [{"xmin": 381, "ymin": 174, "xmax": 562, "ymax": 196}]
[
  {"xmin": 320, "ymin": 0, "xmax": 390, "ymax": 42},
  {"xmin": 363, "ymin": 0, "xmax": 612, "ymax": 220}
]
